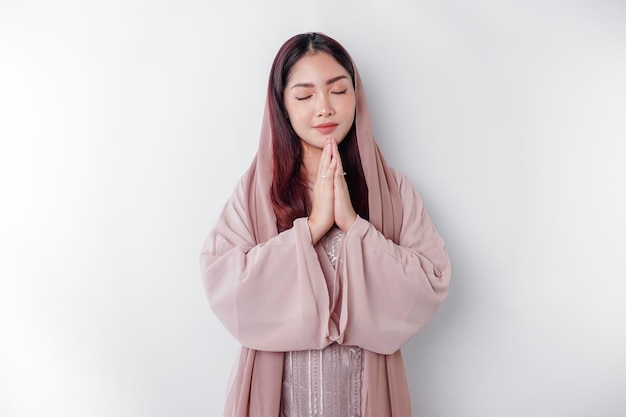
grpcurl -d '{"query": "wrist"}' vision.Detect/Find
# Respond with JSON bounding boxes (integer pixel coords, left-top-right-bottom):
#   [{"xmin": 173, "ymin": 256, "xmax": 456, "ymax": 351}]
[
  {"xmin": 307, "ymin": 217, "xmax": 327, "ymax": 245},
  {"xmin": 338, "ymin": 213, "xmax": 357, "ymax": 233}
]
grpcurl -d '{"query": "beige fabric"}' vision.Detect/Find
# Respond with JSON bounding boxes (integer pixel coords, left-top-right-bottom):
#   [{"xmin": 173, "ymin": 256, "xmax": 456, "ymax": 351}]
[{"xmin": 282, "ymin": 344, "xmax": 363, "ymax": 417}]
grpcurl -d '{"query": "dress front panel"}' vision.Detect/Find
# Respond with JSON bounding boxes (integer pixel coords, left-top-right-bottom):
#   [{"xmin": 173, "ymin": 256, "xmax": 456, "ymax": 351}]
[{"xmin": 281, "ymin": 228, "xmax": 363, "ymax": 417}]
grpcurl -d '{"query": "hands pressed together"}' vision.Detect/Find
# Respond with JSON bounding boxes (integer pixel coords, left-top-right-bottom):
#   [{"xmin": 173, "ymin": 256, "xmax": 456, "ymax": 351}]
[{"xmin": 307, "ymin": 138, "xmax": 357, "ymax": 245}]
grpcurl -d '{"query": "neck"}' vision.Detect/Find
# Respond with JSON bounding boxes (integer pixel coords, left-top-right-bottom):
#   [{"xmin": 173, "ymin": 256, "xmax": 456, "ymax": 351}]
[{"xmin": 301, "ymin": 143, "xmax": 323, "ymax": 184}]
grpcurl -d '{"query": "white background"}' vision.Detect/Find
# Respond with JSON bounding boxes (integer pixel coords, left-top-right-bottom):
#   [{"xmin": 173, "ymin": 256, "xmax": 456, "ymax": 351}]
[{"xmin": 1, "ymin": 1, "xmax": 625, "ymax": 416}]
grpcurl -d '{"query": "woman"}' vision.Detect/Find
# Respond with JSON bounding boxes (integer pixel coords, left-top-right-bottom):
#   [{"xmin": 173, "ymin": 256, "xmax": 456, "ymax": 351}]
[{"xmin": 200, "ymin": 32, "xmax": 451, "ymax": 417}]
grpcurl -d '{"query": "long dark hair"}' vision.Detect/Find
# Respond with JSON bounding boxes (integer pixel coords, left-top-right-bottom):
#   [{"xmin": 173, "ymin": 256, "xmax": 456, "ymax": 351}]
[{"xmin": 268, "ymin": 33, "xmax": 369, "ymax": 232}]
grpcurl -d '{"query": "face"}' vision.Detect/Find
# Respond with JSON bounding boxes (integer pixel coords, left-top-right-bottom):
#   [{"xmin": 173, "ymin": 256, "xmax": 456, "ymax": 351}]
[{"xmin": 284, "ymin": 52, "xmax": 356, "ymax": 154}]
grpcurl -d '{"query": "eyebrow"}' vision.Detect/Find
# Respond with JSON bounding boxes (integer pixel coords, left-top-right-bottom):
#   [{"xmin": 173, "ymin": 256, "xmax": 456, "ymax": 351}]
[{"xmin": 290, "ymin": 75, "xmax": 349, "ymax": 89}]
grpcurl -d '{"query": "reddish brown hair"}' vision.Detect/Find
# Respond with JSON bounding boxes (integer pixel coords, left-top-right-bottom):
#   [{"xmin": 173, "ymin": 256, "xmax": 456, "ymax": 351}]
[{"xmin": 268, "ymin": 33, "xmax": 369, "ymax": 232}]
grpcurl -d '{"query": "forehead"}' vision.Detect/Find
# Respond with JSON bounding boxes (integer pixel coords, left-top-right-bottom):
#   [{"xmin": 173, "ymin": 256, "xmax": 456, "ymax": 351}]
[{"xmin": 287, "ymin": 52, "xmax": 351, "ymax": 86}]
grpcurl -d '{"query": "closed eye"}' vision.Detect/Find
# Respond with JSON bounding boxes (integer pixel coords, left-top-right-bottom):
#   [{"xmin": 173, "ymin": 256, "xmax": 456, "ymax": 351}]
[
  {"xmin": 332, "ymin": 89, "xmax": 348, "ymax": 95},
  {"xmin": 295, "ymin": 95, "xmax": 312, "ymax": 101}
]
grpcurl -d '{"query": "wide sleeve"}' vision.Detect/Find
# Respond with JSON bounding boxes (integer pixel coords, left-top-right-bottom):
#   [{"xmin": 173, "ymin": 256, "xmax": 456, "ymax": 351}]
[
  {"xmin": 200, "ymin": 180, "xmax": 335, "ymax": 352},
  {"xmin": 337, "ymin": 170, "xmax": 451, "ymax": 354}
]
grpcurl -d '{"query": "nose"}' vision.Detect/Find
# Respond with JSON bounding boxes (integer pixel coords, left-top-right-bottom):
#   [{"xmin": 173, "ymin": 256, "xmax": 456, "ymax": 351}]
[{"xmin": 316, "ymin": 94, "xmax": 334, "ymax": 117}]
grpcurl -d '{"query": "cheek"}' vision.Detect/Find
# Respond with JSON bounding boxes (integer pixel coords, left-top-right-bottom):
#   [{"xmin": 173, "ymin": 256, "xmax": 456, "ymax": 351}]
[
  {"xmin": 286, "ymin": 108, "xmax": 301, "ymax": 124},
  {"xmin": 342, "ymin": 96, "xmax": 356, "ymax": 117},
  {"xmin": 284, "ymin": 100, "xmax": 298, "ymax": 119},
  {"xmin": 344, "ymin": 99, "xmax": 356, "ymax": 122},
  {"xmin": 286, "ymin": 105, "xmax": 311, "ymax": 127},
  {"xmin": 285, "ymin": 110, "xmax": 306, "ymax": 134}
]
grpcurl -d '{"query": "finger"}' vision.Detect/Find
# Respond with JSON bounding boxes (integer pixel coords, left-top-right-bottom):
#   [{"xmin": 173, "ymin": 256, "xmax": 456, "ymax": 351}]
[
  {"xmin": 325, "ymin": 156, "xmax": 337, "ymax": 180},
  {"xmin": 330, "ymin": 138, "xmax": 340, "ymax": 164},
  {"xmin": 316, "ymin": 139, "xmax": 333, "ymax": 181},
  {"xmin": 332, "ymin": 141, "xmax": 347, "ymax": 180}
]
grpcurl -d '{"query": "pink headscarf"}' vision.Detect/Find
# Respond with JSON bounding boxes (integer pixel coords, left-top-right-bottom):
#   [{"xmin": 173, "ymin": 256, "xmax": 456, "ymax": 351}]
[{"xmin": 220, "ymin": 45, "xmax": 412, "ymax": 417}]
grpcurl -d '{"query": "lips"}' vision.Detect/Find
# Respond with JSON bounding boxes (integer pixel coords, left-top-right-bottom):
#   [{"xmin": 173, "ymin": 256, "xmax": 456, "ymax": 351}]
[{"xmin": 314, "ymin": 123, "xmax": 338, "ymax": 134}]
